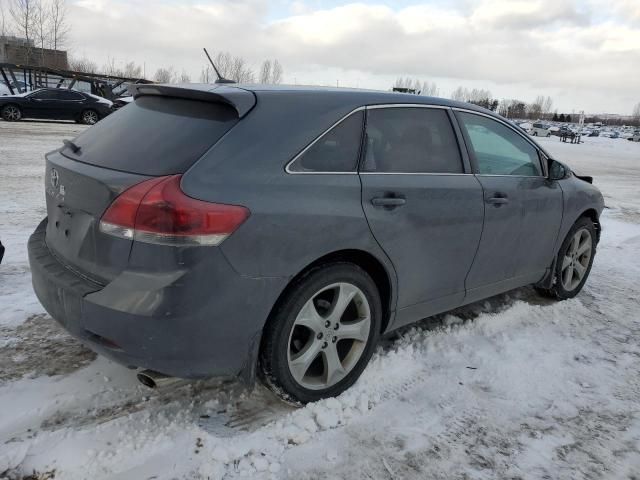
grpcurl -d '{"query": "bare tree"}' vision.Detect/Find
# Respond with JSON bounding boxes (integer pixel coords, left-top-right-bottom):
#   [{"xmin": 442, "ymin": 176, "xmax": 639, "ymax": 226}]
[
  {"xmin": 33, "ymin": 0, "xmax": 48, "ymax": 66},
  {"xmin": 528, "ymin": 95, "xmax": 544, "ymax": 120},
  {"xmin": 271, "ymin": 59, "xmax": 283, "ymax": 84},
  {"xmin": 259, "ymin": 59, "xmax": 284, "ymax": 84},
  {"xmin": 394, "ymin": 77, "xmax": 438, "ymax": 96},
  {"xmin": 450, "ymin": 86, "xmax": 466, "ymax": 101},
  {"xmin": 542, "ymin": 96, "xmax": 553, "ymax": 119},
  {"xmin": 211, "ymin": 51, "xmax": 233, "ymax": 79},
  {"xmin": 48, "ymin": 0, "xmax": 67, "ymax": 50},
  {"xmin": 154, "ymin": 66, "xmax": 177, "ymax": 83},
  {"xmin": 69, "ymin": 56, "xmax": 98, "ymax": 74},
  {"xmin": 259, "ymin": 59, "xmax": 272, "ymax": 84},
  {"xmin": 10, "ymin": 0, "xmax": 35, "ymax": 60},
  {"xmin": 102, "ymin": 57, "xmax": 124, "ymax": 76},
  {"xmin": 230, "ymin": 56, "xmax": 254, "ymax": 83},
  {"xmin": 122, "ymin": 61, "xmax": 142, "ymax": 78},
  {"xmin": 199, "ymin": 65, "xmax": 211, "ymax": 83},
  {"xmin": 179, "ymin": 70, "xmax": 190, "ymax": 83},
  {"xmin": 633, "ymin": 102, "xmax": 640, "ymax": 121},
  {"xmin": 207, "ymin": 52, "xmax": 255, "ymax": 83},
  {"xmin": 450, "ymin": 86, "xmax": 497, "ymax": 110},
  {"xmin": 1, "ymin": 0, "xmax": 11, "ymax": 37}
]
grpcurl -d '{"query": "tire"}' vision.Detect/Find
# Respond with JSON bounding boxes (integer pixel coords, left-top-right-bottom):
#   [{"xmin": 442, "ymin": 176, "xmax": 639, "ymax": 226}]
[
  {"xmin": 80, "ymin": 109, "xmax": 99, "ymax": 125},
  {"xmin": 533, "ymin": 132, "xmax": 537, "ymax": 136},
  {"xmin": 259, "ymin": 262, "xmax": 382, "ymax": 404},
  {"xmin": 1, "ymin": 104, "xmax": 22, "ymax": 121},
  {"xmin": 536, "ymin": 217, "xmax": 597, "ymax": 300}
]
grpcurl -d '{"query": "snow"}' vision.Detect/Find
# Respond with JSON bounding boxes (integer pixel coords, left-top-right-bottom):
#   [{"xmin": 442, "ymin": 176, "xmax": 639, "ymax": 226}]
[{"xmin": 1, "ymin": 122, "xmax": 640, "ymax": 479}]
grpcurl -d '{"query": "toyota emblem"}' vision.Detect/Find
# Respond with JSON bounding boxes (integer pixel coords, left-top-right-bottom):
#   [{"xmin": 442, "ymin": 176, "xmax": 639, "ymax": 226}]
[{"xmin": 50, "ymin": 169, "xmax": 59, "ymax": 188}]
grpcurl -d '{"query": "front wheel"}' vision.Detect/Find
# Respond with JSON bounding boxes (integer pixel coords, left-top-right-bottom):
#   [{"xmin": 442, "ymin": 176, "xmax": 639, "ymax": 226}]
[
  {"xmin": 80, "ymin": 109, "xmax": 99, "ymax": 125},
  {"xmin": 1, "ymin": 104, "xmax": 22, "ymax": 121},
  {"xmin": 260, "ymin": 263, "xmax": 381, "ymax": 404},
  {"xmin": 537, "ymin": 217, "xmax": 597, "ymax": 299}
]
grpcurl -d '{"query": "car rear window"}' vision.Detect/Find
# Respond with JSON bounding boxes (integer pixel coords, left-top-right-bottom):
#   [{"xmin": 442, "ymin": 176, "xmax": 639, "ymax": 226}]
[{"xmin": 63, "ymin": 96, "xmax": 239, "ymax": 175}]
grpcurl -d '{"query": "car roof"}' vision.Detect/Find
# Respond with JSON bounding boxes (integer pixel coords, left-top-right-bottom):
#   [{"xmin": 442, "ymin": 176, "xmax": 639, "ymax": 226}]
[{"xmin": 169, "ymin": 82, "xmax": 497, "ymax": 116}]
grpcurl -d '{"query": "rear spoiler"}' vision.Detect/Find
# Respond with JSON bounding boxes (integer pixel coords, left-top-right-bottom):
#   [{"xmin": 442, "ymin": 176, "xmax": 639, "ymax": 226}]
[{"xmin": 127, "ymin": 84, "xmax": 256, "ymax": 118}]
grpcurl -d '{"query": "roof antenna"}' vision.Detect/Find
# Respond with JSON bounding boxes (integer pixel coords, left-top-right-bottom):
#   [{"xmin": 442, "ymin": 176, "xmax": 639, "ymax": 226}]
[{"xmin": 203, "ymin": 48, "xmax": 235, "ymax": 84}]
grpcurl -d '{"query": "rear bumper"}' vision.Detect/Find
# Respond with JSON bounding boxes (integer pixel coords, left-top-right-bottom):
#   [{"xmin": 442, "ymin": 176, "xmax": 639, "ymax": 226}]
[{"xmin": 28, "ymin": 218, "xmax": 287, "ymax": 380}]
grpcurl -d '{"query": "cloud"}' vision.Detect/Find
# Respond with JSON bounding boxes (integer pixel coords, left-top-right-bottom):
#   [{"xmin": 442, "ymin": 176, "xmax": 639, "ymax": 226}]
[{"xmin": 65, "ymin": 0, "xmax": 640, "ymax": 114}]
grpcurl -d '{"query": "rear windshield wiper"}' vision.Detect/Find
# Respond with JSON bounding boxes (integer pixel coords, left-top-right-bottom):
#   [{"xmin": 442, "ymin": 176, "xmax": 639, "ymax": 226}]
[{"xmin": 62, "ymin": 139, "xmax": 81, "ymax": 154}]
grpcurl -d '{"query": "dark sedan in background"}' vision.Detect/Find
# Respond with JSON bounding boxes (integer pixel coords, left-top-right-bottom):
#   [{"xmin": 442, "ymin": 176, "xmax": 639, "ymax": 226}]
[{"xmin": 0, "ymin": 87, "xmax": 113, "ymax": 124}]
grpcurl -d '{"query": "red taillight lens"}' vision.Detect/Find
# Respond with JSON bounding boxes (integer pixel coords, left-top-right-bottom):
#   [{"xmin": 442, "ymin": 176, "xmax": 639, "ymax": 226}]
[{"xmin": 99, "ymin": 175, "xmax": 250, "ymax": 246}]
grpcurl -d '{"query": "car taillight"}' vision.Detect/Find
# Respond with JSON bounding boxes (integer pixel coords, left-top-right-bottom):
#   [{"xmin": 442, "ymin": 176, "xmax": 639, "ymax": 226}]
[{"xmin": 99, "ymin": 175, "xmax": 250, "ymax": 246}]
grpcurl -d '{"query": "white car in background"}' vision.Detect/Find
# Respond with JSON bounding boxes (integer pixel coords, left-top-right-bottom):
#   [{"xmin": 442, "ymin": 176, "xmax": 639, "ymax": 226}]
[
  {"xmin": 518, "ymin": 122, "xmax": 533, "ymax": 133},
  {"xmin": 531, "ymin": 122, "xmax": 551, "ymax": 137}
]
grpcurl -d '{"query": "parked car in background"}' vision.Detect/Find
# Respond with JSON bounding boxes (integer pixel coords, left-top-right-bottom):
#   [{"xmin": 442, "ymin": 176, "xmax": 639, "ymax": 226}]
[
  {"xmin": 0, "ymin": 88, "xmax": 113, "ymax": 124},
  {"xmin": 531, "ymin": 122, "xmax": 551, "ymax": 137},
  {"xmin": 600, "ymin": 130, "xmax": 618, "ymax": 139},
  {"xmin": 630, "ymin": 130, "xmax": 640, "ymax": 142},
  {"xmin": 588, "ymin": 130, "xmax": 600, "ymax": 137},
  {"xmin": 28, "ymin": 84, "xmax": 604, "ymax": 404},
  {"xmin": 517, "ymin": 121, "xmax": 533, "ymax": 134},
  {"xmin": 111, "ymin": 96, "xmax": 134, "ymax": 111}
]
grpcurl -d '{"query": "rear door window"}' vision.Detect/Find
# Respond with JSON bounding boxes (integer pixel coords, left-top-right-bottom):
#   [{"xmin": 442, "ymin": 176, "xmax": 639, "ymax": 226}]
[
  {"xmin": 362, "ymin": 107, "xmax": 463, "ymax": 173},
  {"xmin": 30, "ymin": 90, "xmax": 57, "ymax": 100},
  {"xmin": 288, "ymin": 111, "xmax": 364, "ymax": 172},
  {"xmin": 63, "ymin": 96, "xmax": 239, "ymax": 175},
  {"xmin": 58, "ymin": 90, "xmax": 84, "ymax": 101},
  {"xmin": 457, "ymin": 112, "xmax": 542, "ymax": 176}
]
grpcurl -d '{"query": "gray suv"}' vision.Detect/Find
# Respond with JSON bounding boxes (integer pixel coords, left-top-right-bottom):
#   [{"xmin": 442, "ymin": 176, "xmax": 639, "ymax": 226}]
[{"xmin": 28, "ymin": 84, "xmax": 604, "ymax": 404}]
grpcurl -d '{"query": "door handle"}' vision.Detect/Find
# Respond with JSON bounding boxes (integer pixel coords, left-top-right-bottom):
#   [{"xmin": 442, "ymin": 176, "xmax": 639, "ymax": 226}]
[
  {"xmin": 371, "ymin": 197, "xmax": 406, "ymax": 208},
  {"xmin": 486, "ymin": 194, "xmax": 509, "ymax": 206}
]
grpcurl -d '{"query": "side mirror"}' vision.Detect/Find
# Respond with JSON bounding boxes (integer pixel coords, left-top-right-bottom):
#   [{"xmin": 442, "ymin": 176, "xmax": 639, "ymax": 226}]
[{"xmin": 548, "ymin": 159, "xmax": 568, "ymax": 181}]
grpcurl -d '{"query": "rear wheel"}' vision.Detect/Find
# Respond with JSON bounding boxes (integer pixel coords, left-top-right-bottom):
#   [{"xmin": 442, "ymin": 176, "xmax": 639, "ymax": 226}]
[
  {"xmin": 536, "ymin": 217, "xmax": 597, "ymax": 299},
  {"xmin": 81, "ymin": 109, "xmax": 99, "ymax": 125},
  {"xmin": 1, "ymin": 104, "xmax": 22, "ymax": 121},
  {"xmin": 260, "ymin": 263, "xmax": 381, "ymax": 404}
]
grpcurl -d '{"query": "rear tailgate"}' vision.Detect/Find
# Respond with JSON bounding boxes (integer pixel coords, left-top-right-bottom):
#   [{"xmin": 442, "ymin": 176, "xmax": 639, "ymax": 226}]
[
  {"xmin": 45, "ymin": 151, "xmax": 149, "ymax": 284},
  {"xmin": 44, "ymin": 85, "xmax": 254, "ymax": 283}
]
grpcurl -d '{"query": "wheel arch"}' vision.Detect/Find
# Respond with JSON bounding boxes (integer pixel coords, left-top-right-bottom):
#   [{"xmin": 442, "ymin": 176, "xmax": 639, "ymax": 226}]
[
  {"xmin": 266, "ymin": 249, "xmax": 395, "ymax": 336},
  {"xmin": 578, "ymin": 208, "xmax": 601, "ymax": 243}
]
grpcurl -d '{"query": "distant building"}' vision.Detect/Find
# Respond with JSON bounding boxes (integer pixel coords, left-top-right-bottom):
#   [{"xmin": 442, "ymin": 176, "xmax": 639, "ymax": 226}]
[{"xmin": 0, "ymin": 35, "xmax": 68, "ymax": 69}]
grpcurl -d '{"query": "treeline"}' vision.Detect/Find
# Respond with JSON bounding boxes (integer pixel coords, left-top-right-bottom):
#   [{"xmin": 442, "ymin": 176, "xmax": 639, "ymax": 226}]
[
  {"xmin": 394, "ymin": 79, "xmax": 555, "ymax": 120},
  {"xmin": 393, "ymin": 78, "xmax": 640, "ymax": 125},
  {"xmin": 68, "ymin": 51, "xmax": 284, "ymax": 85}
]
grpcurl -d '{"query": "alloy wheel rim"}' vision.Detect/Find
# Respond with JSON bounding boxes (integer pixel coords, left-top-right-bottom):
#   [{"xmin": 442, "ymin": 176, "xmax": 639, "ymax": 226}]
[
  {"xmin": 4, "ymin": 106, "xmax": 20, "ymax": 120},
  {"xmin": 560, "ymin": 228, "xmax": 592, "ymax": 291},
  {"xmin": 84, "ymin": 111, "xmax": 98, "ymax": 124},
  {"xmin": 287, "ymin": 282, "xmax": 371, "ymax": 390}
]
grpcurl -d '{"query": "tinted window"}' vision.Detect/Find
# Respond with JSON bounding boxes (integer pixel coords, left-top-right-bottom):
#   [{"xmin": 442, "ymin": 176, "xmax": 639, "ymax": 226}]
[
  {"xmin": 31, "ymin": 90, "xmax": 57, "ymax": 100},
  {"xmin": 58, "ymin": 90, "xmax": 84, "ymax": 101},
  {"xmin": 362, "ymin": 108, "xmax": 463, "ymax": 173},
  {"xmin": 64, "ymin": 96, "xmax": 239, "ymax": 175},
  {"xmin": 289, "ymin": 111, "xmax": 363, "ymax": 172},
  {"xmin": 457, "ymin": 112, "xmax": 542, "ymax": 176}
]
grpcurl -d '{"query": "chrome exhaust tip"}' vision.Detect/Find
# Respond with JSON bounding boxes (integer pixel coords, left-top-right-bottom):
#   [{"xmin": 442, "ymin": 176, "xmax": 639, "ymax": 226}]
[{"xmin": 136, "ymin": 369, "xmax": 181, "ymax": 389}]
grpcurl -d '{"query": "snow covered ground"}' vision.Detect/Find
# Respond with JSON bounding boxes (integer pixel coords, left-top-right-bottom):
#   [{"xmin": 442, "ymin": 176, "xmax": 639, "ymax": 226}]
[{"xmin": 1, "ymin": 121, "xmax": 639, "ymax": 479}]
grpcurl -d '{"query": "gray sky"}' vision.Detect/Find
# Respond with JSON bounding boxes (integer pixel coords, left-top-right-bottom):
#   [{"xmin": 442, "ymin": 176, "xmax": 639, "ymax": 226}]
[{"xmin": 64, "ymin": 0, "xmax": 640, "ymax": 115}]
